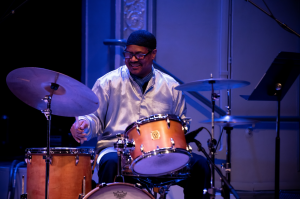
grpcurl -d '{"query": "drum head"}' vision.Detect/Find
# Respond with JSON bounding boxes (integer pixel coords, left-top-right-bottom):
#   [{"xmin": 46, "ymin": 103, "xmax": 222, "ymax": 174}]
[
  {"xmin": 84, "ymin": 183, "xmax": 154, "ymax": 199},
  {"xmin": 131, "ymin": 148, "xmax": 190, "ymax": 176}
]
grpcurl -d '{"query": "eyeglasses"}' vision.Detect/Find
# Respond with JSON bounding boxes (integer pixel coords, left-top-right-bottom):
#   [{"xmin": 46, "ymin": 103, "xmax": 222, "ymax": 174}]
[{"xmin": 123, "ymin": 50, "xmax": 152, "ymax": 60}]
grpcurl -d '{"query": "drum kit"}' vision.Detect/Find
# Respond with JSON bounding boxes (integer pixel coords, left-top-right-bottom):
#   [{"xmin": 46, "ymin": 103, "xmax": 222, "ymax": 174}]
[{"xmin": 6, "ymin": 67, "xmax": 256, "ymax": 199}]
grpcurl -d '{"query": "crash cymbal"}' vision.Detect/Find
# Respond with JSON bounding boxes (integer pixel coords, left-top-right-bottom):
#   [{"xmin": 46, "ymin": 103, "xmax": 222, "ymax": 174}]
[
  {"xmin": 199, "ymin": 115, "xmax": 259, "ymax": 127},
  {"xmin": 6, "ymin": 67, "xmax": 99, "ymax": 117},
  {"xmin": 175, "ymin": 78, "xmax": 250, "ymax": 91}
]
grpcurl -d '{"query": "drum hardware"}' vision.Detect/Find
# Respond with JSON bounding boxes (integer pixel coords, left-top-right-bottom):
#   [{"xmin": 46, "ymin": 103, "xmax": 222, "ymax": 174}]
[
  {"xmin": 186, "ymin": 145, "xmax": 192, "ymax": 153},
  {"xmin": 136, "ymin": 125, "xmax": 141, "ymax": 135},
  {"xmin": 21, "ymin": 175, "xmax": 27, "ymax": 199},
  {"xmin": 152, "ymin": 185, "xmax": 170, "ymax": 199},
  {"xmin": 6, "ymin": 67, "xmax": 98, "ymax": 199},
  {"xmin": 166, "ymin": 117, "xmax": 170, "ymax": 128},
  {"xmin": 140, "ymin": 144, "xmax": 145, "ymax": 154},
  {"xmin": 114, "ymin": 133, "xmax": 128, "ymax": 182},
  {"xmin": 176, "ymin": 77, "xmax": 250, "ymax": 199},
  {"xmin": 182, "ymin": 117, "xmax": 191, "ymax": 134},
  {"xmin": 200, "ymin": 104, "xmax": 258, "ymax": 199},
  {"xmin": 170, "ymin": 138, "xmax": 175, "ymax": 149},
  {"xmin": 78, "ymin": 176, "xmax": 87, "ymax": 199},
  {"xmin": 188, "ymin": 138, "xmax": 240, "ymax": 199},
  {"xmin": 75, "ymin": 154, "xmax": 80, "ymax": 165}
]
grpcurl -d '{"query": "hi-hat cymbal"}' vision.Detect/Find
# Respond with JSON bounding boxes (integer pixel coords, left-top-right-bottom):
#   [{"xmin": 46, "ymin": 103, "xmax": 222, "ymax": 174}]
[
  {"xmin": 175, "ymin": 78, "xmax": 250, "ymax": 91},
  {"xmin": 199, "ymin": 115, "xmax": 259, "ymax": 127},
  {"xmin": 6, "ymin": 67, "xmax": 99, "ymax": 117}
]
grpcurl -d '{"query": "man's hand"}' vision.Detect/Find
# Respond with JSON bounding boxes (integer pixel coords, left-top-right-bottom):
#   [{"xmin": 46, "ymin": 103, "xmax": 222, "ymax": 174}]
[{"xmin": 70, "ymin": 119, "xmax": 89, "ymax": 144}]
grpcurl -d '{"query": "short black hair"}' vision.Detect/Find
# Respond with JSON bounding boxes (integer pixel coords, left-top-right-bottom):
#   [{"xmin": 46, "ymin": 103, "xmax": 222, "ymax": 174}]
[{"xmin": 126, "ymin": 30, "xmax": 156, "ymax": 49}]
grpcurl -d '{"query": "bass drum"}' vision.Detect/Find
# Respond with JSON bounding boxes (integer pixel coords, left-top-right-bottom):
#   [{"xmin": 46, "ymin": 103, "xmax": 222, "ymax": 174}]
[{"xmin": 83, "ymin": 183, "xmax": 154, "ymax": 199}]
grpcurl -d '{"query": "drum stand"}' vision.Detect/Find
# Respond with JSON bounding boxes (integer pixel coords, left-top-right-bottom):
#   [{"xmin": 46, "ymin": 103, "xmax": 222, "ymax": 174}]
[
  {"xmin": 39, "ymin": 83, "xmax": 60, "ymax": 199},
  {"xmin": 41, "ymin": 85, "xmax": 57, "ymax": 199},
  {"xmin": 114, "ymin": 133, "xmax": 126, "ymax": 182},
  {"xmin": 206, "ymin": 78, "xmax": 219, "ymax": 198},
  {"xmin": 114, "ymin": 133, "xmax": 180, "ymax": 199},
  {"xmin": 207, "ymin": 80, "xmax": 238, "ymax": 199},
  {"xmin": 193, "ymin": 139, "xmax": 240, "ymax": 199}
]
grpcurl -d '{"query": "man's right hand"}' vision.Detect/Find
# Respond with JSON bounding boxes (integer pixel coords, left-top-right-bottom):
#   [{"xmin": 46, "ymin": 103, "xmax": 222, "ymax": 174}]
[{"xmin": 70, "ymin": 119, "xmax": 89, "ymax": 144}]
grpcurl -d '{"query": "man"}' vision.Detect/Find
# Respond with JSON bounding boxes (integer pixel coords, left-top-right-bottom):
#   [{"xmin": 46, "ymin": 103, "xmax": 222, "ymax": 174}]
[{"xmin": 70, "ymin": 30, "xmax": 210, "ymax": 198}]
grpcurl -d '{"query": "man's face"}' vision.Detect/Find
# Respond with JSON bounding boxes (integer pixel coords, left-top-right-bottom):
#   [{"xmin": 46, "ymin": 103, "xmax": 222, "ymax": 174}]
[{"xmin": 125, "ymin": 45, "xmax": 157, "ymax": 78}]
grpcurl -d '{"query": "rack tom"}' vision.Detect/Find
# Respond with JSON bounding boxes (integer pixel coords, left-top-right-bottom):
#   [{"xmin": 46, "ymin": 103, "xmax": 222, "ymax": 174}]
[{"xmin": 124, "ymin": 114, "xmax": 191, "ymax": 176}]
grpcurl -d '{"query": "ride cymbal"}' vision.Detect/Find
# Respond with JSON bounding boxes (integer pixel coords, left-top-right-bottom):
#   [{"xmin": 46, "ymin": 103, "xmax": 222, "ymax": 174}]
[{"xmin": 6, "ymin": 67, "xmax": 99, "ymax": 117}]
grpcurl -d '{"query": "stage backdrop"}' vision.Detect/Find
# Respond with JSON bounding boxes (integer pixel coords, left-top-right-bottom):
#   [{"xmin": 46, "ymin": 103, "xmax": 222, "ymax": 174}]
[{"xmin": 82, "ymin": 0, "xmax": 300, "ymax": 194}]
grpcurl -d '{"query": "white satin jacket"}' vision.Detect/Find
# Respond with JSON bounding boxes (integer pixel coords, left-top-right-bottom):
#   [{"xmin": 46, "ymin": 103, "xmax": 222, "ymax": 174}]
[{"xmin": 78, "ymin": 65, "xmax": 187, "ymax": 153}]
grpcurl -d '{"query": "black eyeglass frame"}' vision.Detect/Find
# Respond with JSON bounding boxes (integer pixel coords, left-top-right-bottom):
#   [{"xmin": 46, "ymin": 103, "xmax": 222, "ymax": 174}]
[{"xmin": 123, "ymin": 50, "xmax": 153, "ymax": 60}]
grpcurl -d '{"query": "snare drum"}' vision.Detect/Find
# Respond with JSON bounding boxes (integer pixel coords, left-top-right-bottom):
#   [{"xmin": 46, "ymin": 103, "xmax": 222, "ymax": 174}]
[
  {"xmin": 25, "ymin": 147, "xmax": 94, "ymax": 199},
  {"xmin": 83, "ymin": 183, "xmax": 154, "ymax": 199},
  {"xmin": 124, "ymin": 114, "xmax": 191, "ymax": 176}
]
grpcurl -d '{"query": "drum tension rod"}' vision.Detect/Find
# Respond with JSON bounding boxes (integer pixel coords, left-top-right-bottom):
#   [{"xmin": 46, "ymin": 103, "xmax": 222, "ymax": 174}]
[{"xmin": 136, "ymin": 125, "xmax": 141, "ymax": 135}]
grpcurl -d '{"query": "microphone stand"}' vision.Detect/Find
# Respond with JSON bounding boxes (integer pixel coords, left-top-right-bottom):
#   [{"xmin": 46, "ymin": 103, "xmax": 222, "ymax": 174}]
[{"xmin": 244, "ymin": 0, "xmax": 300, "ymax": 38}]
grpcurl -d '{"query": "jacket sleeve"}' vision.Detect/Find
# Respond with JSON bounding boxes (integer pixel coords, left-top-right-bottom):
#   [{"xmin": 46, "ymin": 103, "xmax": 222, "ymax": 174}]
[
  {"xmin": 77, "ymin": 78, "xmax": 110, "ymax": 141},
  {"xmin": 172, "ymin": 82, "xmax": 187, "ymax": 119}
]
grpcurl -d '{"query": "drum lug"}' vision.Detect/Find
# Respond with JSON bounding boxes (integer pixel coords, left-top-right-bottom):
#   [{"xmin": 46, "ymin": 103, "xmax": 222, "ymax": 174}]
[
  {"xmin": 182, "ymin": 117, "xmax": 192, "ymax": 134},
  {"xmin": 43, "ymin": 155, "xmax": 52, "ymax": 164},
  {"xmin": 25, "ymin": 154, "xmax": 32, "ymax": 164},
  {"xmin": 170, "ymin": 138, "xmax": 175, "ymax": 149},
  {"xmin": 90, "ymin": 154, "xmax": 95, "ymax": 164},
  {"xmin": 166, "ymin": 117, "xmax": 170, "ymax": 129},
  {"xmin": 136, "ymin": 125, "xmax": 141, "ymax": 135},
  {"xmin": 186, "ymin": 144, "xmax": 192, "ymax": 152},
  {"xmin": 75, "ymin": 154, "xmax": 79, "ymax": 165},
  {"xmin": 140, "ymin": 144, "xmax": 145, "ymax": 154},
  {"xmin": 126, "ymin": 139, "xmax": 135, "ymax": 151}
]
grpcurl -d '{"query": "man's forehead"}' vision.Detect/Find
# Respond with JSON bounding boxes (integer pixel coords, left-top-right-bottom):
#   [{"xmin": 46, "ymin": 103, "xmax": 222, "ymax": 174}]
[{"xmin": 125, "ymin": 45, "xmax": 148, "ymax": 52}]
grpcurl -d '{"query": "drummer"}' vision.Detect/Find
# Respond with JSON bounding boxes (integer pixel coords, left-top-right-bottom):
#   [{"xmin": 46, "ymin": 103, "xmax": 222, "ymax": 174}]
[{"xmin": 70, "ymin": 30, "xmax": 211, "ymax": 199}]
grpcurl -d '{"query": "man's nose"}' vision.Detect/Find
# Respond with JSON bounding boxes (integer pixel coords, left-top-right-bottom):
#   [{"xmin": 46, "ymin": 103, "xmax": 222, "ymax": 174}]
[{"xmin": 130, "ymin": 55, "xmax": 139, "ymax": 61}]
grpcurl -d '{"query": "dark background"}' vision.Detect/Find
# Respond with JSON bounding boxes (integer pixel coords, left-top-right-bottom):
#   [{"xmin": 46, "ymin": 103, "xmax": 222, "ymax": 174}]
[{"xmin": 0, "ymin": 0, "xmax": 82, "ymax": 160}]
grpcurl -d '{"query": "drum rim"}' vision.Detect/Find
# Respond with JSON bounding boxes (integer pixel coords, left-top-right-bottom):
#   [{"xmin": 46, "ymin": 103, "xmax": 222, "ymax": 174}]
[
  {"xmin": 83, "ymin": 182, "xmax": 154, "ymax": 199},
  {"xmin": 25, "ymin": 147, "xmax": 95, "ymax": 155},
  {"xmin": 124, "ymin": 114, "xmax": 183, "ymax": 134},
  {"xmin": 130, "ymin": 148, "xmax": 191, "ymax": 177}
]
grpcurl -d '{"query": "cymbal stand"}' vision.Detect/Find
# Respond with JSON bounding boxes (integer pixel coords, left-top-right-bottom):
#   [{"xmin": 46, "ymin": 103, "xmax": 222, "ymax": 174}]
[
  {"xmin": 41, "ymin": 96, "xmax": 52, "ymax": 199},
  {"xmin": 193, "ymin": 139, "xmax": 240, "ymax": 199},
  {"xmin": 221, "ymin": 92, "xmax": 233, "ymax": 199},
  {"xmin": 221, "ymin": 125, "xmax": 233, "ymax": 199},
  {"xmin": 41, "ymin": 82, "xmax": 59, "ymax": 199},
  {"xmin": 207, "ymin": 76, "xmax": 219, "ymax": 198},
  {"xmin": 113, "ymin": 133, "xmax": 127, "ymax": 182}
]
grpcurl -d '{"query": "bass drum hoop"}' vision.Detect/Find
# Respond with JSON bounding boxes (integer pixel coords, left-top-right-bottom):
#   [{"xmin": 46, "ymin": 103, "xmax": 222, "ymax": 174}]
[
  {"xmin": 83, "ymin": 183, "xmax": 154, "ymax": 199},
  {"xmin": 130, "ymin": 148, "xmax": 191, "ymax": 177}
]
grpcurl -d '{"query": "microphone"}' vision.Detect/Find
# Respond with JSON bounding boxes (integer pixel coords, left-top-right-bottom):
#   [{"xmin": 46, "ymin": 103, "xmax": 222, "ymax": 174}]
[{"xmin": 185, "ymin": 127, "xmax": 204, "ymax": 144}]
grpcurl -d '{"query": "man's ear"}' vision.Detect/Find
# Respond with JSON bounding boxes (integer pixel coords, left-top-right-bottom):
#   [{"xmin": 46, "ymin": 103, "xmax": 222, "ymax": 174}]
[{"xmin": 151, "ymin": 49, "xmax": 157, "ymax": 60}]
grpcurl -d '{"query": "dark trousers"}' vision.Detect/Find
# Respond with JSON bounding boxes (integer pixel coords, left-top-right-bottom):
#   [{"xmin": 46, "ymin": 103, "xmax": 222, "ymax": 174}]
[{"xmin": 98, "ymin": 152, "xmax": 211, "ymax": 199}]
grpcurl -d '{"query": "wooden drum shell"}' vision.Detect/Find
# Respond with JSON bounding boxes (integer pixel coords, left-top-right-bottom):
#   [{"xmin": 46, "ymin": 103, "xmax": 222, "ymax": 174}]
[{"xmin": 27, "ymin": 150, "xmax": 92, "ymax": 199}]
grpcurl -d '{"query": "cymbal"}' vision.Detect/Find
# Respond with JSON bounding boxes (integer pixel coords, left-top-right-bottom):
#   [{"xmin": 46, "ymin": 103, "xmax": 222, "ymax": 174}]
[
  {"xmin": 175, "ymin": 78, "xmax": 250, "ymax": 91},
  {"xmin": 199, "ymin": 115, "xmax": 259, "ymax": 127},
  {"xmin": 6, "ymin": 67, "xmax": 99, "ymax": 117}
]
